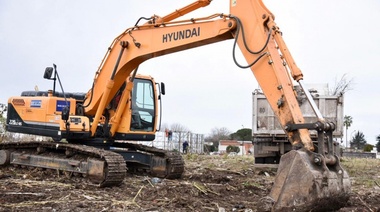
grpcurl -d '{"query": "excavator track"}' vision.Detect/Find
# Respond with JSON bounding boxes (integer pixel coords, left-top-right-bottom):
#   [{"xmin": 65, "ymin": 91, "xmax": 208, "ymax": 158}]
[
  {"xmin": 0, "ymin": 141, "xmax": 126, "ymax": 187},
  {"xmin": 0, "ymin": 141, "xmax": 185, "ymax": 187},
  {"xmin": 112, "ymin": 142, "xmax": 184, "ymax": 179}
]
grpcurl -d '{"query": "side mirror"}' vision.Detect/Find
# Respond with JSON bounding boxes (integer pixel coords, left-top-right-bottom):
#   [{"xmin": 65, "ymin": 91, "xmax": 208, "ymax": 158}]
[
  {"xmin": 44, "ymin": 67, "xmax": 54, "ymax": 79},
  {"xmin": 161, "ymin": 82, "xmax": 165, "ymax": 95},
  {"xmin": 61, "ymin": 106, "xmax": 70, "ymax": 121}
]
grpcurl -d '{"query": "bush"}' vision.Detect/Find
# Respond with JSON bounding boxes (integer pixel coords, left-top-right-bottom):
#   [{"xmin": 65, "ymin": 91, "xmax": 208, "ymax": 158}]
[
  {"xmin": 363, "ymin": 144, "xmax": 373, "ymax": 152},
  {"xmin": 226, "ymin": 145, "xmax": 240, "ymax": 153}
]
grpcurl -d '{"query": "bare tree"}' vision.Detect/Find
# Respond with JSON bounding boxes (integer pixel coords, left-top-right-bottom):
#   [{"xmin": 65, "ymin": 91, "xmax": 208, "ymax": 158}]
[
  {"xmin": 209, "ymin": 127, "xmax": 231, "ymax": 140},
  {"xmin": 0, "ymin": 103, "xmax": 7, "ymax": 135},
  {"xmin": 204, "ymin": 127, "xmax": 232, "ymax": 151},
  {"xmin": 170, "ymin": 123, "xmax": 189, "ymax": 132},
  {"xmin": 0, "ymin": 103, "xmax": 6, "ymax": 115},
  {"xmin": 330, "ymin": 74, "xmax": 354, "ymax": 95}
]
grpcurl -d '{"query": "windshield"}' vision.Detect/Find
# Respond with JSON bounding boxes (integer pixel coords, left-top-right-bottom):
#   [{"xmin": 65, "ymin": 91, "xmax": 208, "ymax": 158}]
[{"xmin": 130, "ymin": 78, "xmax": 155, "ymax": 132}]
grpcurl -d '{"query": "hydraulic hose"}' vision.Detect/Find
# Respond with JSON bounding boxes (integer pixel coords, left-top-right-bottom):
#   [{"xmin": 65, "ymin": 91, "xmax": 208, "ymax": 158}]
[{"xmin": 231, "ymin": 16, "xmax": 271, "ymax": 69}]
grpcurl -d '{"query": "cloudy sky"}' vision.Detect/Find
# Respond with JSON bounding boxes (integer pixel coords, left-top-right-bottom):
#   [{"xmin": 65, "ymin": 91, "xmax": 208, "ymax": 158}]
[{"xmin": 0, "ymin": 0, "xmax": 379, "ymax": 145}]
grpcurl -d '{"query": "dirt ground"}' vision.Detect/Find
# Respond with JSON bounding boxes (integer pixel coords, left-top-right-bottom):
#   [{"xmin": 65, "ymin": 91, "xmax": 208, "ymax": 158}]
[{"xmin": 0, "ymin": 154, "xmax": 379, "ymax": 212}]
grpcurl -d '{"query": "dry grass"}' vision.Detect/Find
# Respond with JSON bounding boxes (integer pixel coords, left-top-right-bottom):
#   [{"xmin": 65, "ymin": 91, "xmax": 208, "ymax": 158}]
[
  {"xmin": 341, "ymin": 157, "xmax": 380, "ymax": 190},
  {"xmin": 185, "ymin": 154, "xmax": 255, "ymax": 171},
  {"xmin": 0, "ymin": 153, "xmax": 379, "ymax": 211}
]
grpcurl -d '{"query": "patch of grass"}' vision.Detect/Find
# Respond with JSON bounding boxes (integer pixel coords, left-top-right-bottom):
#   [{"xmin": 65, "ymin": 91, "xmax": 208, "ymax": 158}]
[
  {"xmin": 207, "ymin": 163, "xmax": 216, "ymax": 169},
  {"xmin": 222, "ymin": 153, "xmax": 228, "ymax": 160},
  {"xmin": 341, "ymin": 157, "xmax": 380, "ymax": 189},
  {"xmin": 185, "ymin": 153, "xmax": 199, "ymax": 161},
  {"xmin": 241, "ymin": 180, "xmax": 262, "ymax": 188}
]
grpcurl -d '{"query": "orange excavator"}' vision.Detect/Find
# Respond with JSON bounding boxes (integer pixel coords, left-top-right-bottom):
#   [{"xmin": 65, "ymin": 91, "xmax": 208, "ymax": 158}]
[{"xmin": 2, "ymin": 0, "xmax": 350, "ymax": 211}]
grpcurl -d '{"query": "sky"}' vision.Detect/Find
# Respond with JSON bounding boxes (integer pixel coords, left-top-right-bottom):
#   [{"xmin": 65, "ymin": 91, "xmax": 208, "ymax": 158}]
[{"xmin": 0, "ymin": 0, "xmax": 379, "ymax": 145}]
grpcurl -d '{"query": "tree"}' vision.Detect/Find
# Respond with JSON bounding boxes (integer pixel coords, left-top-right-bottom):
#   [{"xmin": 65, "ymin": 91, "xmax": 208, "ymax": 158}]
[
  {"xmin": 204, "ymin": 127, "xmax": 231, "ymax": 151},
  {"xmin": 350, "ymin": 131, "xmax": 366, "ymax": 150},
  {"xmin": 230, "ymin": 128, "xmax": 252, "ymax": 141},
  {"xmin": 170, "ymin": 123, "xmax": 189, "ymax": 132},
  {"xmin": 376, "ymin": 135, "xmax": 380, "ymax": 152},
  {"xmin": 363, "ymin": 144, "xmax": 373, "ymax": 152},
  {"xmin": 343, "ymin": 115, "xmax": 353, "ymax": 148},
  {"xmin": 209, "ymin": 127, "xmax": 231, "ymax": 141},
  {"xmin": 329, "ymin": 74, "xmax": 354, "ymax": 95},
  {"xmin": 0, "ymin": 103, "xmax": 6, "ymax": 135},
  {"xmin": 203, "ymin": 143, "xmax": 216, "ymax": 153}
]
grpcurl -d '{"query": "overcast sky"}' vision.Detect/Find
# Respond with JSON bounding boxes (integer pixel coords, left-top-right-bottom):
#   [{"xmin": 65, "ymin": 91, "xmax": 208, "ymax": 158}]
[{"xmin": 0, "ymin": 0, "xmax": 379, "ymax": 145}]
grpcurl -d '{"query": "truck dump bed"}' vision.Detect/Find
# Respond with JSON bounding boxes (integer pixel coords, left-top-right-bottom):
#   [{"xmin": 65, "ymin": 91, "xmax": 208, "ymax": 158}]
[{"xmin": 252, "ymin": 84, "xmax": 344, "ymax": 164}]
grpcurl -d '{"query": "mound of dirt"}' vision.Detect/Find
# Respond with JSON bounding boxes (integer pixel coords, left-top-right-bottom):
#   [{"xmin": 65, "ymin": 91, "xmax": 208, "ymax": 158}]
[{"xmin": 0, "ymin": 155, "xmax": 379, "ymax": 211}]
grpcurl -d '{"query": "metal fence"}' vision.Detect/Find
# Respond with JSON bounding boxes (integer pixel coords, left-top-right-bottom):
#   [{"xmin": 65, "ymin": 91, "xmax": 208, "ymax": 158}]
[{"xmin": 141, "ymin": 131, "xmax": 205, "ymax": 153}]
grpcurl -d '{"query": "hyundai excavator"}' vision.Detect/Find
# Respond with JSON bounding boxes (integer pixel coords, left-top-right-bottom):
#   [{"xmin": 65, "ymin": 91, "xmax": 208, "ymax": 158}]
[{"xmin": 2, "ymin": 0, "xmax": 350, "ymax": 211}]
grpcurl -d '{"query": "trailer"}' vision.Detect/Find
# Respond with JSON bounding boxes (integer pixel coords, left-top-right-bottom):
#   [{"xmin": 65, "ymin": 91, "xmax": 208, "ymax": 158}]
[{"xmin": 252, "ymin": 84, "xmax": 344, "ymax": 164}]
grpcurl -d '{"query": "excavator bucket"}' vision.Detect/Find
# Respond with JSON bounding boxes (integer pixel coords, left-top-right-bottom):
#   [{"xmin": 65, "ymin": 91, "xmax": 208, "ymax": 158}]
[{"xmin": 269, "ymin": 149, "xmax": 351, "ymax": 212}]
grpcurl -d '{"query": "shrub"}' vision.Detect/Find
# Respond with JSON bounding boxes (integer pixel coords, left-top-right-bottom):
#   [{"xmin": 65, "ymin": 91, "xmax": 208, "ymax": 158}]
[{"xmin": 226, "ymin": 145, "xmax": 240, "ymax": 153}]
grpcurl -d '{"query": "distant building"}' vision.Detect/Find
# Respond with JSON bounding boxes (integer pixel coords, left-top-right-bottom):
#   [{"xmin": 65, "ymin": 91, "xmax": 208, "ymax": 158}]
[
  {"xmin": 219, "ymin": 140, "xmax": 253, "ymax": 155},
  {"xmin": 372, "ymin": 149, "xmax": 380, "ymax": 159}
]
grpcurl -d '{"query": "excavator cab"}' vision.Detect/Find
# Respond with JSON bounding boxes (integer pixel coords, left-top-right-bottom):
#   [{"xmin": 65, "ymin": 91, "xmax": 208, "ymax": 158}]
[
  {"xmin": 128, "ymin": 78, "xmax": 156, "ymax": 132},
  {"xmin": 82, "ymin": 78, "xmax": 163, "ymax": 141}
]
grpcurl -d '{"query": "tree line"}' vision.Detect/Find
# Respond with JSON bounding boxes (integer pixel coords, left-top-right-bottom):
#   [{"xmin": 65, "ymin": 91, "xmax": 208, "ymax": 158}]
[{"xmin": 344, "ymin": 115, "xmax": 379, "ymax": 152}]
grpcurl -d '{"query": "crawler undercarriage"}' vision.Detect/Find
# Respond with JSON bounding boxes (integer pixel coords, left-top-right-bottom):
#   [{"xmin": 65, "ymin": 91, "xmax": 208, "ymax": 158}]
[{"xmin": 0, "ymin": 141, "xmax": 184, "ymax": 187}]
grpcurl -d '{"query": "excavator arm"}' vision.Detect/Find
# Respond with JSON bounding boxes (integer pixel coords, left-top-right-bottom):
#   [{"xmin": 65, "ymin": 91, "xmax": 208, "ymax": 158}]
[
  {"xmin": 84, "ymin": 1, "xmax": 312, "ymax": 149},
  {"xmin": 79, "ymin": 1, "xmax": 350, "ymax": 210}
]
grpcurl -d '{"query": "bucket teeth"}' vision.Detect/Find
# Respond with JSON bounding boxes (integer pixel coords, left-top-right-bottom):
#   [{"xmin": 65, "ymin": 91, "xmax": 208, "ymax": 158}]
[{"xmin": 269, "ymin": 149, "xmax": 351, "ymax": 211}]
